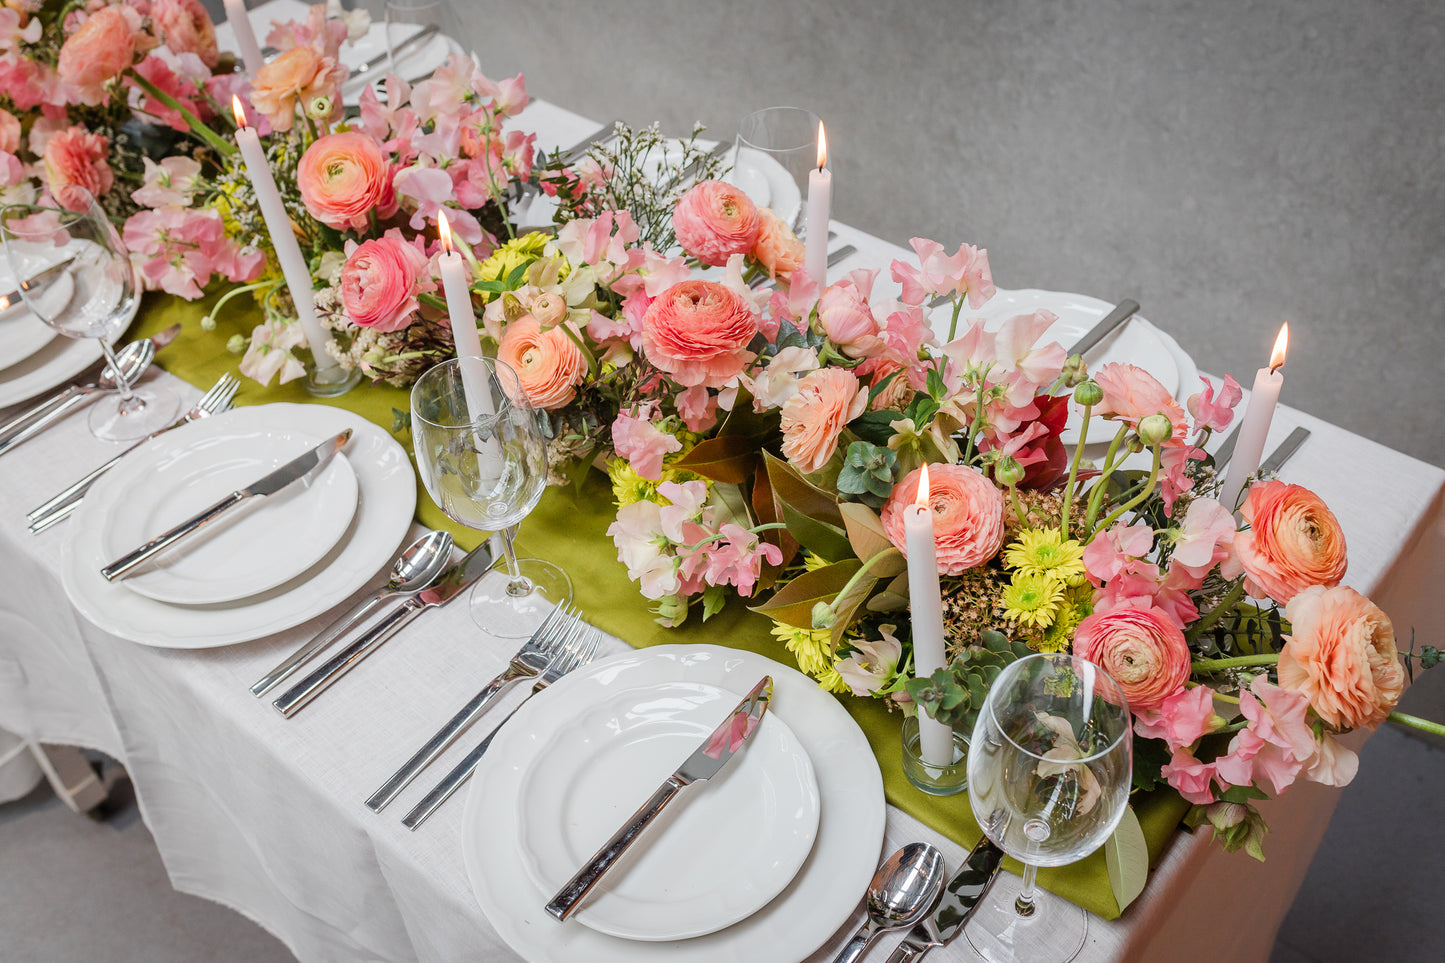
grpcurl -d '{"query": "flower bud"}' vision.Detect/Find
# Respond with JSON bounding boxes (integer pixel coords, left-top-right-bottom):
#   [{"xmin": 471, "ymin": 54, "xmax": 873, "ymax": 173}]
[
  {"xmin": 811, "ymin": 601, "xmax": 837, "ymax": 630},
  {"xmin": 1138, "ymin": 413, "xmax": 1173, "ymax": 447},
  {"xmin": 995, "ymin": 456, "xmax": 1025, "ymax": 488},
  {"xmin": 306, "ymin": 96, "xmax": 333, "ymax": 120},
  {"xmin": 1073, "ymin": 380, "xmax": 1103, "ymax": 407},
  {"xmin": 200, "ymin": 314, "xmax": 216, "ymax": 332},
  {"xmin": 1061, "ymin": 354, "xmax": 1088, "ymax": 387},
  {"xmin": 530, "ymin": 292, "xmax": 567, "ymax": 326},
  {"xmin": 225, "ymin": 334, "xmax": 245, "ymax": 354},
  {"xmin": 1206, "ymin": 801, "xmax": 1247, "ymax": 832}
]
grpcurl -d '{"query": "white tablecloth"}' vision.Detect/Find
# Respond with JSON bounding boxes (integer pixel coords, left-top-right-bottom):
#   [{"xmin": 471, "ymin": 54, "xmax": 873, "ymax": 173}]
[{"xmin": 2, "ymin": 70, "xmax": 1442, "ymax": 963}]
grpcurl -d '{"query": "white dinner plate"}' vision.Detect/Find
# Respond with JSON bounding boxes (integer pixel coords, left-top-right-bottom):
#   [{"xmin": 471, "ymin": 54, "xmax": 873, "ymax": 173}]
[
  {"xmin": 339, "ymin": 23, "xmax": 462, "ymax": 93},
  {"xmin": 60, "ymin": 404, "xmax": 416, "ymax": 648},
  {"xmin": 464, "ymin": 644, "xmax": 886, "ymax": 963},
  {"xmin": 516, "ymin": 681, "xmax": 821, "ymax": 941},
  {"xmin": 99, "ymin": 426, "xmax": 359, "ymax": 605},
  {"xmin": 0, "ymin": 257, "xmax": 69, "ymax": 372},
  {"xmin": 0, "ymin": 292, "xmax": 132, "ymax": 408}
]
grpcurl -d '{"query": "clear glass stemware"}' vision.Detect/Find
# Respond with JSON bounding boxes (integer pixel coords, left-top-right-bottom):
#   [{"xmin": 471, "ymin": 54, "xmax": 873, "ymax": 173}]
[
  {"xmin": 730, "ymin": 106, "xmax": 821, "ymax": 234},
  {"xmin": 410, "ymin": 356, "xmax": 572, "ymax": 637},
  {"xmin": 965, "ymin": 653, "xmax": 1133, "ymax": 962}
]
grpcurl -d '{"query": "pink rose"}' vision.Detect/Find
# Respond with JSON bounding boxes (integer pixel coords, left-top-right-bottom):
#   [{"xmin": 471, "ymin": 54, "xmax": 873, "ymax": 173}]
[
  {"xmin": 881, "ymin": 464, "xmax": 1006, "ymax": 575},
  {"xmin": 0, "ymin": 109, "xmax": 19, "ymax": 155},
  {"xmin": 42, "ymin": 127, "xmax": 113, "ymax": 210},
  {"xmin": 57, "ymin": 5, "xmax": 142, "ymax": 106},
  {"xmin": 297, "ymin": 132, "xmax": 397, "ymax": 232},
  {"xmin": 640, "ymin": 279, "xmax": 758, "ymax": 388},
  {"xmin": 1234, "ymin": 480, "xmax": 1347, "ymax": 604},
  {"xmin": 339, "ymin": 233, "xmax": 430, "ymax": 332},
  {"xmin": 151, "ymin": 0, "xmax": 219, "ymax": 68},
  {"xmin": 1278, "ymin": 585, "xmax": 1404, "ymax": 730},
  {"xmin": 750, "ymin": 207, "xmax": 803, "ymax": 279},
  {"xmin": 497, "ymin": 316, "xmax": 588, "ymax": 410},
  {"xmin": 779, "ymin": 367, "xmax": 867, "ymax": 474},
  {"xmin": 250, "ymin": 44, "xmax": 346, "ymax": 131},
  {"xmin": 1072, "ymin": 605, "xmax": 1190, "ymax": 711},
  {"xmin": 673, "ymin": 180, "xmax": 760, "ymax": 267},
  {"xmin": 816, "ymin": 277, "xmax": 879, "ymax": 351}
]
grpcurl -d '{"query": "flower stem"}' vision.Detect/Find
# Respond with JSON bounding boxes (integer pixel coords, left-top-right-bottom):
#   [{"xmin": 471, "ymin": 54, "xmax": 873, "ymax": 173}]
[
  {"xmin": 1388, "ymin": 710, "xmax": 1445, "ymax": 739},
  {"xmin": 1184, "ymin": 579, "xmax": 1249, "ymax": 645},
  {"xmin": 127, "ymin": 70, "xmax": 236, "ymax": 157},
  {"xmin": 1190, "ymin": 652, "xmax": 1279, "ymax": 673},
  {"xmin": 1082, "ymin": 423, "xmax": 1131, "ymax": 535},
  {"xmin": 1092, "ymin": 442, "xmax": 1162, "ymax": 533},
  {"xmin": 947, "ymin": 296, "xmax": 964, "ymax": 342},
  {"xmin": 818, "ymin": 547, "xmax": 904, "ymax": 617},
  {"xmin": 1061, "ymin": 403, "xmax": 1092, "ymax": 540}
]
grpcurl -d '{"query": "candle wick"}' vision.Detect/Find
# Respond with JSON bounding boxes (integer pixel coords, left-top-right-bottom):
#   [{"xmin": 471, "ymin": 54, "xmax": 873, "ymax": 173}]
[{"xmin": 1270, "ymin": 360, "xmax": 1285, "ymax": 374}]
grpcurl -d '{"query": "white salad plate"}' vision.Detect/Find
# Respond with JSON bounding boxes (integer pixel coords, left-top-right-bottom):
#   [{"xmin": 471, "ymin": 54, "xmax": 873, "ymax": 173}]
[
  {"xmin": 516, "ymin": 680, "xmax": 821, "ymax": 941},
  {"xmin": 0, "ymin": 290, "xmax": 131, "ymax": 408},
  {"xmin": 99, "ymin": 425, "xmax": 360, "ymax": 605},
  {"xmin": 0, "ymin": 258, "xmax": 70, "ymax": 372},
  {"xmin": 464, "ymin": 644, "xmax": 886, "ymax": 963},
  {"xmin": 61, "ymin": 404, "xmax": 416, "ymax": 648}
]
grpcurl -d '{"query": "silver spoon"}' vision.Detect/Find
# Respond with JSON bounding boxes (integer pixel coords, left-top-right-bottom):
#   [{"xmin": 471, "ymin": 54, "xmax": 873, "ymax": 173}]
[
  {"xmin": 833, "ymin": 842, "xmax": 947, "ymax": 963},
  {"xmin": 0, "ymin": 338, "xmax": 154, "ymax": 456},
  {"xmin": 249, "ymin": 530, "xmax": 455, "ymax": 696}
]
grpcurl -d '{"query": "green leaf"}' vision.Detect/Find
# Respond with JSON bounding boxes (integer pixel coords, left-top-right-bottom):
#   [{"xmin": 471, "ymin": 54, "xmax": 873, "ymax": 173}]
[
  {"xmin": 672, "ymin": 435, "xmax": 758, "ymax": 485},
  {"xmin": 1104, "ymin": 806, "xmax": 1149, "ymax": 912},
  {"xmin": 849, "ymin": 409, "xmax": 902, "ymax": 446},
  {"xmin": 750, "ymin": 559, "xmax": 862, "ymax": 629},
  {"xmin": 838, "ymin": 503, "xmax": 906, "ymax": 578},
  {"xmin": 701, "ymin": 585, "xmax": 727, "ymax": 621},
  {"xmin": 763, "ymin": 451, "xmax": 844, "ymax": 527},
  {"xmin": 779, "ymin": 501, "xmax": 853, "ymax": 561}
]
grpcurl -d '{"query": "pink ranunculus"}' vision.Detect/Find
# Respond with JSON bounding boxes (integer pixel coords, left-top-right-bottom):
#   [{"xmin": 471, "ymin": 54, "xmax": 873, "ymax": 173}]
[
  {"xmin": 1133, "ymin": 685, "xmax": 1225, "ymax": 753},
  {"xmin": 640, "ymin": 279, "xmax": 758, "ymax": 389},
  {"xmin": 1278, "ymin": 585, "xmax": 1404, "ymax": 730},
  {"xmin": 57, "ymin": 5, "xmax": 141, "ymax": 106},
  {"xmin": 1160, "ymin": 748, "xmax": 1217, "ymax": 805},
  {"xmin": 751, "ymin": 206, "xmax": 804, "ymax": 279},
  {"xmin": 611, "ymin": 404, "xmax": 682, "ymax": 481},
  {"xmin": 672, "ymin": 180, "xmax": 760, "ymax": 267},
  {"xmin": 151, "ymin": 0, "xmax": 219, "ymax": 68},
  {"xmin": 1234, "ymin": 480, "xmax": 1347, "ymax": 604},
  {"xmin": 497, "ymin": 316, "xmax": 588, "ymax": 411},
  {"xmin": 880, "ymin": 464, "xmax": 1006, "ymax": 575},
  {"xmin": 249, "ymin": 44, "xmax": 345, "ymax": 131},
  {"xmin": 779, "ymin": 367, "xmax": 867, "ymax": 474},
  {"xmin": 42, "ymin": 127, "xmax": 112, "ymax": 209},
  {"xmin": 816, "ymin": 276, "xmax": 879, "ymax": 352},
  {"xmin": 0, "ymin": 108, "xmax": 19, "ymax": 155},
  {"xmin": 1072, "ymin": 605, "xmax": 1190, "ymax": 711},
  {"xmin": 1093, "ymin": 362, "xmax": 1189, "ymax": 441},
  {"xmin": 339, "ymin": 232, "xmax": 430, "ymax": 333},
  {"xmin": 297, "ymin": 132, "xmax": 396, "ymax": 233}
]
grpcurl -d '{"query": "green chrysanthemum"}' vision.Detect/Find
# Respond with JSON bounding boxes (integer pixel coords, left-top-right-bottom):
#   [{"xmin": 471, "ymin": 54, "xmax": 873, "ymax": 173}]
[
  {"xmin": 769, "ymin": 622, "xmax": 849, "ymax": 693},
  {"xmin": 1000, "ymin": 572, "xmax": 1065, "ymax": 629},
  {"xmin": 1003, "ymin": 529, "xmax": 1087, "ymax": 587},
  {"xmin": 476, "ymin": 232, "xmax": 550, "ymax": 284},
  {"xmin": 1036, "ymin": 584, "xmax": 1094, "ymax": 653}
]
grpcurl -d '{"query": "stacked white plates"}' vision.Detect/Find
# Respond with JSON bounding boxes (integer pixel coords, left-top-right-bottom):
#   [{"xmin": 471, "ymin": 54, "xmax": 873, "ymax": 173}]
[
  {"xmin": 61, "ymin": 403, "xmax": 416, "ymax": 648},
  {"xmin": 464, "ymin": 644, "xmax": 887, "ymax": 962}
]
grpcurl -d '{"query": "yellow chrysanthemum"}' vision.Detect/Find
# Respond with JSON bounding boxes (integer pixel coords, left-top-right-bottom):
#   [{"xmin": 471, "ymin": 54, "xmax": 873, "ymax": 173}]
[
  {"xmin": 802, "ymin": 552, "xmax": 831, "ymax": 572},
  {"xmin": 1003, "ymin": 529, "xmax": 1087, "ymax": 587},
  {"xmin": 1000, "ymin": 572, "xmax": 1065, "ymax": 629},
  {"xmin": 1036, "ymin": 584, "xmax": 1094, "ymax": 653},
  {"xmin": 476, "ymin": 232, "xmax": 550, "ymax": 284},
  {"xmin": 770, "ymin": 622, "xmax": 849, "ymax": 693},
  {"xmin": 606, "ymin": 458, "xmax": 656, "ymax": 508}
]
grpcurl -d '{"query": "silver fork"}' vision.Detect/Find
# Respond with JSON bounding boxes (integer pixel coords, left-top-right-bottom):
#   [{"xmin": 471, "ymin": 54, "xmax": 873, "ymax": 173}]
[
  {"xmin": 402, "ymin": 624, "xmax": 603, "ymax": 830},
  {"xmin": 364, "ymin": 606, "xmax": 580, "ymax": 812},
  {"xmin": 26, "ymin": 374, "xmax": 241, "ymax": 534}
]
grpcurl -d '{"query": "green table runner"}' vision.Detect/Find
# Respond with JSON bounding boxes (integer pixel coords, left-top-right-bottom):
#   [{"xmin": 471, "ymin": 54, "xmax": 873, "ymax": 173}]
[{"xmin": 132, "ymin": 290, "xmax": 1190, "ymax": 921}]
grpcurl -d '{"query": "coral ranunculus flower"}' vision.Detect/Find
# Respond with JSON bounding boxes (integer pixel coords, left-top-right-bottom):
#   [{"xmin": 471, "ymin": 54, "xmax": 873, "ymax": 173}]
[
  {"xmin": 151, "ymin": 0, "xmax": 220, "ymax": 68},
  {"xmin": 640, "ymin": 279, "xmax": 757, "ymax": 388},
  {"xmin": 751, "ymin": 207, "xmax": 804, "ymax": 279},
  {"xmin": 42, "ymin": 128, "xmax": 113, "ymax": 209},
  {"xmin": 1234, "ymin": 480, "xmax": 1347, "ymax": 604},
  {"xmin": 497, "ymin": 316, "xmax": 588, "ymax": 410},
  {"xmin": 297, "ymin": 132, "xmax": 397, "ymax": 232},
  {"xmin": 57, "ymin": 5, "xmax": 142, "ymax": 106},
  {"xmin": 673, "ymin": 180, "xmax": 760, "ymax": 267},
  {"xmin": 1072, "ymin": 605, "xmax": 1190, "ymax": 711},
  {"xmin": 780, "ymin": 367, "xmax": 867, "ymax": 474},
  {"xmin": 339, "ymin": 233, "xmax": 429, "ymax": 332},
  {"xmin": 1278, "ymin": 585, "xmax": 1404, "ymax": 730},
  {"xmin": 250, "ymin": 45, "xmax": 346, "ymax": 131},
  {"xmin": 881, "ymin": 464, "xmax": 1006, "ymax": 575}
]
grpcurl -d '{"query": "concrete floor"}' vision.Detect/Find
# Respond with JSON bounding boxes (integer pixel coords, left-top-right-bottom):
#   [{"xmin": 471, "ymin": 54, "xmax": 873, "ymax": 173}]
[{"xmin": 4, "ymin": 1, "xmax": 1441, "ymax": 960}]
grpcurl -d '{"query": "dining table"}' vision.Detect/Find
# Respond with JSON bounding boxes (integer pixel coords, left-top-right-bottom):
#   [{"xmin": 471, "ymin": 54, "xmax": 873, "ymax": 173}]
[{"xmin": 2, "ymin": 16, "xmax": 1443, "ymax": 959}]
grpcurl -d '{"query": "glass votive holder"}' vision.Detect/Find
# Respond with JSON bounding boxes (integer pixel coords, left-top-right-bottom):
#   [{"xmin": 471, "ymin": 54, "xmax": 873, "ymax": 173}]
[{"xmin": 901, "ymin": 715, "xmax": 970, "ymax": 796}]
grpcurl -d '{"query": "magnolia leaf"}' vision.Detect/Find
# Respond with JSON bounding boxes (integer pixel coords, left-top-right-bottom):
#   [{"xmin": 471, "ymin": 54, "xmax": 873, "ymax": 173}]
[
  {"xmin": 1104, "ymin": 805, "xmax": 1149, "ymax": 912},
  {"xmin": 779, "ymin": 502, "xmax": 852, "ymax": 561},
  {"xmin": 673, "ymin": 435, "xmax": 758, "ymax": 485},
  {"xmin": 866, "ymin": 591, "xmax": 909, "ymax": 613},
  {"xmin": 751, "ymin": 465, "xmax": 798, "ymax": 573},
  {"xmin": 763, "ymin": 451, "xmax": 844, "ymax": 528},
  {"xmin": 708, "ymin": 482, "xmax": 754, "ymax": 530},
  {"xmin": 839, "ymin": 503, "xmax": 906, "ymax": 578},
  {"xmin": 831, "ymin": 569, "xmax": 879, "ymax": 650},
  {"xmin": 751, "ymin": 559, "xmax": 862, "ymax": 629}
]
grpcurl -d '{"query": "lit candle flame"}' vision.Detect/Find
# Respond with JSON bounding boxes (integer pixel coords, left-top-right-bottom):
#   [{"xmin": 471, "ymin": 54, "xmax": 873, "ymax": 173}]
[
  {"xmin": 231, "ymin": 95, "xmax": 248, "ymax": 129},
  {"xmin": 1270, "ymin": 323, "xmax": 1289, "ymax": 373},
  {"xmin": 437, "ymin": 209, "xmax": 453, "ymax": 253},
  {"xmin": 816, "ymin": 121, "xmax": 827, "ymax": 171},
  {"xmin": 915, "ymin": 463, "xmax": 930, "ymax": 508}
]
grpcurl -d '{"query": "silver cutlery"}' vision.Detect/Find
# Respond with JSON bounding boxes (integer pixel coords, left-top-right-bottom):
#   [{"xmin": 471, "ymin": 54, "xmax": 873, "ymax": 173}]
[
  {"xmin": 250, "ymin": 529, "xmax": 455, "ymax": 698},
  {"xmin": 753, "ymin": 244, "xmax": 857, "ymax": 291},
  {"xmin": 271, "ymin": 540, "xmax": 497, "ymax": 718},
  {"xmin": 350, "ymin": 24, "xmax": 441, "ymax": 80},
  {"xmin": 554, "ymin": 119, "xmax": 623, "ymax": 164},
  {"xmin": 833, "ymin": 843, "xmax": 947, "ymax": 963},
  {"xmin": 366, "ymin": 605, "xmax": 577, "ymax": 811},
  {"xmin": 884, "ymin": 838, "xmax": 1005, "ymax": 962},
  {"xmin": 1067, "ymin": 299, "xmax": 1141, "ymax": 356},
  {"xmin": 1259, "ymin": 426, "xmax": 1310, "ymax": 474},
  {"xmin": 0, "ymin": 255, "xmax": 76, "ymax": 311},
  {"xmin": 1212, "ymin": 426, "xmax": 1238, "ymax": 469},
  {"xmin": 100, "ymin": 429, "xmax": 352, "ymax": 581},
  {"xmin": 401, "ymin": 621, "xmax": 601, "ymax": 830},
  {"xmin": 544, "ymin": 674, "xmax": 774, "ymax": 921},
  {"xmin": 26, "ymin": 374, "xmax": 240, "ymax": 533}
]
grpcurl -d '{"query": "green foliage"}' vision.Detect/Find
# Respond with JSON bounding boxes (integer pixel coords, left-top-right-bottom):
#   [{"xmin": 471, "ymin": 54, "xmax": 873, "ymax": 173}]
[
  {"xmin": 903, "ymin": 630, "xmax": 1033, "ymax": 733},
  {"xmin": 837, "ymin": 441, "xmax": 899, "ymax": 508}
]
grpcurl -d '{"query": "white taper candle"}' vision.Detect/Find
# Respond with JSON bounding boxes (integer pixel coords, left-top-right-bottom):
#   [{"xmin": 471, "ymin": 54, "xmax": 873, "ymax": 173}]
[
  {"xmin": 803, "ymin": 121, "xmax": 831, "ymax": 292},
  {"xmin": 1220, "ymin": 324, "xmax": 1289, "ymax": 512},
  {"xmin": 223, "ymin": 0, "xmax": 266, "ymax": 77},
  {"xmin": 904, "ymin": 464, "xmax": 956, "ymax": 767}
]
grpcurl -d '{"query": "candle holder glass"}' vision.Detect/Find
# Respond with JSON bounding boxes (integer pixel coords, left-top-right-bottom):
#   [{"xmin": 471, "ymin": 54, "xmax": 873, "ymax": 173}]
[
  {"xmin": 901, "ymin": 715, "xmax": 970, "ymax": 796},
  {"xmin": 304, "ymin": 357, "xmax": 363, "ymax": 397},
  {"xmin": 731, "ymin": 106, "xmax": 820, "ymax": 234}
]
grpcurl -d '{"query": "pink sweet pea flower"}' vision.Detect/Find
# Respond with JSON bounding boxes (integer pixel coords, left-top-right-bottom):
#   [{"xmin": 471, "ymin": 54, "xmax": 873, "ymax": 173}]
[
  {"xmin": 1213, "ymin": 677, "xmax": 1315, "ymax": 795},
  {"xmin": 1304, "ymin": 733, "xmax": 1359, "ymax": 787},
  {"xmin": 656, "ymin": 480, "xmax": 710, "ymax": 543},
  {"xmin": 675, "ymin": 384, "xmax": 719, "ymax": 433},
  {"xmin": 1161, "ymin": 748, "xmax": 1218, "ymax": 805},
  {"xmin": 890, "ymin": 237, "xmax": 995, "ymax": 307},
  {"xmin": 611, "ymin": 403, "xmax": 682, "ymax": 481},
  {"xmin": 1082, "ymin": 521, "xmax": 1155, "ymax": 585},
  {"xmin": 701, "ymin": 523, "xmax": 783, "ymax": 598},
  {"xmin": 1134, "ymin": 685, "xmax": 1226, "ymax": 752},
  {"xmin": 131, "ymin": 156, "xmax": 201, "ymax": 208},
  {"xmin": 1171, "ymin": 497, "xmax": 1238, "ymax": 580},
  {"xmin": 1188, "ymin": 374, "xmax": 1243, "ymax": 434}
]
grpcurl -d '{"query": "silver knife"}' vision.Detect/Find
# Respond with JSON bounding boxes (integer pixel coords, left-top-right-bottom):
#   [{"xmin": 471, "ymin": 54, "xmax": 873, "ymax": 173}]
[
  {"xmin": 554, "ymin": 119, "xmax": 623, "ymax": 163},
  {"xmin": 1259, "ymin": 426, "xmax": 1310, "ymax": 474},
  {"xmin": 271, "ymin": 541, "xmax": 497, "ymax": 717},
  {"xmin": 352, "ymin": 23, "xmax": 440, "ymax": 78},
  {"xmin": 0, "ymin": 255, "xmax": 76, "ymax": 312},
  {"xmin": 100, "ymin": 430, "xmax": 351, "ymax": 581},
  {"xmin": 545, "ymin": 675, "xmax": 774, "ymax": 922},
  {"xmin": 884, "ymin": 838, "xmax": 1005, "ymax": 962},
  {"xmin": 1067, "ymin": 299, "xmax": 1141, "ymax": 357}
]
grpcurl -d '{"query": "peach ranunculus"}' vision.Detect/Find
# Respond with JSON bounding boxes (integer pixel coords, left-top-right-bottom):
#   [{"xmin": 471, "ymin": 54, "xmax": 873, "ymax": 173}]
[
  {"xmin": 339, "ymin": 232, "xmax": 431, "ymax": 332},
  {"xmin": 673, "ymin": 180, "xmax": 760, "ymax": 267},
  {"xmin": 1072, "ymin": 605, "xmax": 1191, "ymax": 711},
  {"xmin": 297, "ymin": 131, "xmax": 397, "ymax": 232},
  {"xmin": 1234, "ymin": 480, "xmax": 1347, "ymax": 604},
  {"xmin": 779, "ymin": 367, "xmax": 867, "ymax": 474},
  {"xmin": 43, "ymin": 127, "xmax": 113, "ymax": 209},
  {"xmin": 1278, "ymin": 585, "xmax": 1404, "ymax": 730},
  {"xmin": 151, "ymin": 0, "xmax": 220, "ymax": 69},
  {"xmin": 57, "ymin": 5, "xmax": 142, "ymax": 106},
  {"xmin": 1093, "ymin": 362, "xmax": 1188, "ymax": 442},
  {"xmin": 497, "ymin": 315, "xmax": 588, "ymax": 410},
  {"xmin": 751, "ymin": 207, "xmax": 803, "ymax": 279},
  {"xmin": 640, "ymin": 279, "xmax": 758, "ymax": 388},
  {"xmin": 0, "ymin": 109, "xmax": 19, "ymax": 155},
  {"xmin": 250, "ymin": 44, "xmax": 346, "ymax": 131},
  {"xmin": 881, "ymin": 464, "xmax": 1006, "ymax": 575}
]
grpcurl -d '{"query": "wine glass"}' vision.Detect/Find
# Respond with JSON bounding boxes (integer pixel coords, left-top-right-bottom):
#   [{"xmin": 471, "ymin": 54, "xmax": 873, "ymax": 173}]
[
  {"xmin": 964, "ymin": 653, "xmax": 1133, "ymax": 962},
  {"xmin": 384, "ymin": 0, "xmax": 458, "ymax": 75},
  {"xmin": 0, "ymin": 188, "xmax": 177, "ymax": 440},
  {"xmin": 730, "ymin": 106, "xmax": 820, "ymax": 234},
  {"xmin": 410, "ymin": 356, "xmax": 572, "ymax": 638}
]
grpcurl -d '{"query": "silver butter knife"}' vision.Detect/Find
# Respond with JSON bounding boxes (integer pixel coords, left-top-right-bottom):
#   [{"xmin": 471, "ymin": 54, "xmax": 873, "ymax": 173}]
[
  {"xmin": 100, "ymin": 429, "xmax": 351, "ymax": 581},
  {"xmin": 1259, "ymin": 426, "xmax": 1310, "ymax": 475},
  {"xmin": 0, "ymin": 255, "xmax": 76, "ymax": 312},
  {"xmin": 271, "ymin": 541, "xmax": 497, "ymax": 718},
  {"xmin": 1067, "ymin": 298, "xmax": 1141, "ymax": 357},
  {"xmin": 545, "ymin": 675, "xmax": 774, "ymax": 922},
  {"xmin": 884, "ymin": 838, "xmax": 1005, "ymax": 962},
  {"xmin": 352, "ymin": 23, "xmax": 440, "ymax": 78}
]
